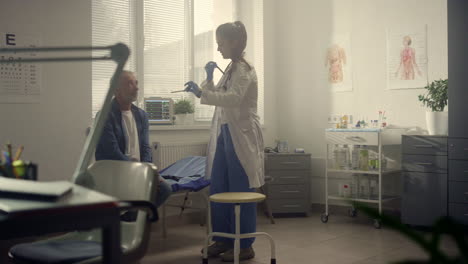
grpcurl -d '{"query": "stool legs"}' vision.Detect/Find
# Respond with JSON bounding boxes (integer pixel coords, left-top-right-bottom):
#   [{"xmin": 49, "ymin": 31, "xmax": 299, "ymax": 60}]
[
  {"xmin": 202, "ymin": 233, "xmax": 210, "ymax": 264},
  {"xmin": 234, "ymin": 204, "xmax": 240, "ymax": 264},
  {"xmin": 202, "ymin": 202, "xmax": 277, "ymax": 264}
]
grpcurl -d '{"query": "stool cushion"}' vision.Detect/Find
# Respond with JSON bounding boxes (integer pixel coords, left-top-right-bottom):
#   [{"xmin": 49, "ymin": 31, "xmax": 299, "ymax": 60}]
[
  {"xmin": 10, "ymin": 240, "xmax": 101, "ymax": 264},
  {"xmin": 210, "ymin": 192, "xmax": 265, "ymax": 203}
]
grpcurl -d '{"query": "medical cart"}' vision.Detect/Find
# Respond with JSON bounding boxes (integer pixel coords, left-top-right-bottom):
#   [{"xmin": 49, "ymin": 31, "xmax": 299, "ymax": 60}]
[{"xmin": 322, "ymin": 128, "xmax": 405, "ymax": 228}]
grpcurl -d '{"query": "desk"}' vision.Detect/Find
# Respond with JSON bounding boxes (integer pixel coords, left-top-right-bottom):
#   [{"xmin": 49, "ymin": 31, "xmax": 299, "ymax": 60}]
[{"xmin": 0, "ymin": 184, "xmax": 122, "ymax": 264}]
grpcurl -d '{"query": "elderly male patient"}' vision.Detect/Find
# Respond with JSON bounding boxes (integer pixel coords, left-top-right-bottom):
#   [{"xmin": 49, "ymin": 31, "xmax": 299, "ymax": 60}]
[{"xmin": 95, "ymin": 70, "xmax": 171, "ymax": 208}]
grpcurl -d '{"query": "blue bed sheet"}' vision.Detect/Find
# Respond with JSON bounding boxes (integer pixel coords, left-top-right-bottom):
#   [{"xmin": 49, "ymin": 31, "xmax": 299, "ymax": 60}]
[{"xmin": 160, "ymin": 156, "xmax": 210, "ymax": 192}]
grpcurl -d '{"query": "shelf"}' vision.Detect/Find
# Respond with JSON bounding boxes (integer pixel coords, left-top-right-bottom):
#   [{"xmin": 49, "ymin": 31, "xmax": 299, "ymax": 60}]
[
  {"xmin": 328, "ymin": 195, "xmax": 400, "ymax": 204},
  {"xmin": 327, "ymin": 169, "xmax": 401, "ymax": 175}
]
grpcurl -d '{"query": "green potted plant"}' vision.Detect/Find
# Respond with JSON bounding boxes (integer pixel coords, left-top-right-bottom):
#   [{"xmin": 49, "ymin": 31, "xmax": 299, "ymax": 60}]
[
  {"xmin": 173, "ymin": 99, "xmax": 195, "ymax": 125},
  {"xmin": 418, "ymin": 79, "xmax": 448, "ymax": 135}
]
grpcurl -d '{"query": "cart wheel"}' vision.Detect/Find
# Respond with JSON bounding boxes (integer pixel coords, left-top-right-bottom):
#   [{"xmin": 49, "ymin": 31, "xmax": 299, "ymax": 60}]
[
  {"xmin": 321, "ymin": 214, "xmax": 328, "ymax": 223},
  {"xmin": 373, "ymin": 219, "xmax": 382, "ymax": 229},
  {"xmin": 348, "ymin": 208, "xmax": 357, "ymax": 218}
]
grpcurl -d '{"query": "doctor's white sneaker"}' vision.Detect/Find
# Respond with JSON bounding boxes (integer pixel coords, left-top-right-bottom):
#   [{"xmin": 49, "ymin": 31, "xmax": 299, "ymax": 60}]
[
  {"xmin": 201, "ymin": 241, "xmax": 231, "ymax": 257},
  {"xmin": 221, "ymin": 247, "xmax": 255, "ymax": 262}
]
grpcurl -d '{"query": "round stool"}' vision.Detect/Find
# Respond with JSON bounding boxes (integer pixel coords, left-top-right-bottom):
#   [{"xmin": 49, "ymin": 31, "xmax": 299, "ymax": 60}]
[{"xmin": 202, "ymin": 192, "xmax": 276, "ymax": 264}]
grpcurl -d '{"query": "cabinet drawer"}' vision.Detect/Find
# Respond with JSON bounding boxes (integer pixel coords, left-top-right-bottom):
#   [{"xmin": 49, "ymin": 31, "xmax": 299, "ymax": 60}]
[
  {"xmin": 267, "ymin": 185, "xmax": 307, "ymax": 199},
  {"xmin": 402, "ymin": 155, "xmax": 447, "ymax": 173},
  {"xmin": 402, "ymin": 172, "xmax": 447, "ymax": 226},
  {"xmin": 267, "ymin": 170, "xmax": 308, "ymax": 184},
  {"xmin": 449, "ymin": 160, "xmax": 468, "ymax": 182},
  {"xmin": 326, "ymin": 132, "xmax": 378, "ymax": 146},
  {"xmin": 449, "ymin": 203, "xmax": 468, "ymax": 225},
  {"xmin": 449, "ymin": 138, "xmax": 468, "ymax": 160},
  {"xmin": 449, "ymin": 182, "xmax": 468, "ymax": 204},
  {"xmin": 269, "ymin": 199, "xmax": 308, "ymax": 213},
  {"xmin": 402, "ymin": 136, "xmax": 447, "ymax": 155},
  {"xmin": 265, "ymin": 155, "xmax": 310, "ymax": 170}
]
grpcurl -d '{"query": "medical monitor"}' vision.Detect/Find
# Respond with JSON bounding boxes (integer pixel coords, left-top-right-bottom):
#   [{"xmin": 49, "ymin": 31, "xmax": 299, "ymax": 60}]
[{"xmin": 144, "ymin": 97, "xmax": 173, "ymax": 125}]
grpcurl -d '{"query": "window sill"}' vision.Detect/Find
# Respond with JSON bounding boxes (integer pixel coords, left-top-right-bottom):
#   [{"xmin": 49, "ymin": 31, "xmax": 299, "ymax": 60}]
[
  {"xmin": 149, "ymin": 124, "xmax": 211, "ymax": 131},
  {"xmin": 149, "ymin": 123, "xmax": 266, "ymax": 131}
]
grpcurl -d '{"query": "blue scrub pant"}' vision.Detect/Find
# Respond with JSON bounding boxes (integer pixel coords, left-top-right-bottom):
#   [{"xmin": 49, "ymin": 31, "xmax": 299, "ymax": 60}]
[{"xmin": 210, "ymin": 124, "xmax": 256, "ymax": 248}]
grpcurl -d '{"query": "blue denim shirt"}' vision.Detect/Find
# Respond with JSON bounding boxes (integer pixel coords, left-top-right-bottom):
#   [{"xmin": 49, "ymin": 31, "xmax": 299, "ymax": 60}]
[{"xmin": 95, "ymin": 99, "xmax": 152, "ymax": 163}]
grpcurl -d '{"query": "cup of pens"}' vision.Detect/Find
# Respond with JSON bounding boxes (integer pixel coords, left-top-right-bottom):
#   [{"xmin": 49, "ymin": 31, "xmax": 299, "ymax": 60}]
[{"xmin": 0, "ymin": 143, "xmax": 37, "ymax": 180}]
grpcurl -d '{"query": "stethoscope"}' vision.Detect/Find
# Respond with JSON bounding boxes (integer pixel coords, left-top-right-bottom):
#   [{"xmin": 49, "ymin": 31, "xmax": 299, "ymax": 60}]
[{"xmin": 220, "ymin": 62, "xmax": 233, "ymax": 91}]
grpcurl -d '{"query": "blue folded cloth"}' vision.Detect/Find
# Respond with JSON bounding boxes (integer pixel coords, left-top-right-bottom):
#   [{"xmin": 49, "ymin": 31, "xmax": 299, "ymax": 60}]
[{"xmin": 160, "ymin": 156, "xmax": 210, "ymax": 192}]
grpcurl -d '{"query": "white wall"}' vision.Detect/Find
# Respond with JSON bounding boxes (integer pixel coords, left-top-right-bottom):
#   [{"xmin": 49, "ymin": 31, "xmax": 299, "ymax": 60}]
[
  {"xmin": 0, "ymin": 0, "xmax": 91, "ymax": 181},
  {"xmin": 269, "ymin": 0, "xmax": 448, "ymax": 203}
]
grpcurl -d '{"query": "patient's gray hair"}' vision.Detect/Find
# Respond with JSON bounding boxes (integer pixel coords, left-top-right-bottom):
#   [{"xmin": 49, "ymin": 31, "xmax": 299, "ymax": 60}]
[{"xmin": 110, "ymin": 70, "xmax": 134, "ymax": 95}]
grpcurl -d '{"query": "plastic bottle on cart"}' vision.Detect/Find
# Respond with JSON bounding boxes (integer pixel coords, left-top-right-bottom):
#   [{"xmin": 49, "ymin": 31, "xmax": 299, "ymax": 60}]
[
  {"xmin": 368, "ymin": 151, "xmax": 378, "ymax": 170},
  {"xmin": 359, "ymin": 174, "xmax": 370, "ymax": 199},
  {"xmin": 351, "ymin": 145, "xmax": 360, "ymax": 170},
  {"xmin": 373, "ymin": 151, "xmax": 380, "ymax": 170},
  {"xmin": 343, "ymin": 184, "xmax": 351, "ymax": 198},
  {"xmin": 343, "ymin": 144, "xmax": 350, "ymax": 169},
  {"xmin": 381, "ymin": 155, "xmax": 387, "ymax": 171},
  {"xmin": 335, "ymin": 145, "xmax": 349, "ymax": 169},
  {"xmin": 359, "ymin": 146, "xmax": 369, "ymax": 171},
  {"xmin": 369, "ymin": 175, "xmax": 378, "ymax": 199},
  {"xmin": 333, "ymin": 145, "xmax": 340, "ymax": 169},
  {"xmin": 350, "ymin": 174, "xmax": 359, "ymax": 197}
]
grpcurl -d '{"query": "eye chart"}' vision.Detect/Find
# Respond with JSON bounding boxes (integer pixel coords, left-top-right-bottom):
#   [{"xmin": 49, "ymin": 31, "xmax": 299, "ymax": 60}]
[{"xmin": 0, "ymin": 32, "xmax": 41, "ymax": 103}]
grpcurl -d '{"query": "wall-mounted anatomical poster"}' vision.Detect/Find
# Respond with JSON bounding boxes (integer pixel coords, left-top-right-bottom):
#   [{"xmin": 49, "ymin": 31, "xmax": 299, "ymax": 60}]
[
  {"xmin": 387, "ymin": 25, "xmax": 428, "ymax": 90},
  {"xmin": 325, "ymin": 33, "xmax": 353, "ymax": 92}
]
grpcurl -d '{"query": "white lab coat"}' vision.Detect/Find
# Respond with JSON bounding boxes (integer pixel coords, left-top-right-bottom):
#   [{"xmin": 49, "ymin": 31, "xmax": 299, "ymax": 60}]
[{"xmin": 200, "ymin": 61, "xmax": 264, "ymax": 188}]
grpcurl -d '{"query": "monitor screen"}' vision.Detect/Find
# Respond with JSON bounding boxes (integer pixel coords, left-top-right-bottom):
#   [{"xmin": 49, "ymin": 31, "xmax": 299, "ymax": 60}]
[{"xmin": 144, "ymin": 98, "xmax": 173, "ymax": 124}]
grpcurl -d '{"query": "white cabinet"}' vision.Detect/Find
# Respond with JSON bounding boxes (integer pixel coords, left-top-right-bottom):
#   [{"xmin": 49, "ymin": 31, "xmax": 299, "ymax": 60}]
[{"xmin": 321, "ymin": 128, "xmax": 405, "ymax": 228}]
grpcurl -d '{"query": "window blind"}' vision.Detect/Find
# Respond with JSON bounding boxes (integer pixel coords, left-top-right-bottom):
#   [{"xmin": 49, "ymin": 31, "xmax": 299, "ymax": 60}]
[
  {"xmin": 143, "ymin": 0, "xmax": 189, "ymax": 105},
  {"xmin": 91, "ymin": 0, "xmax": 136, "ymax": 117}
]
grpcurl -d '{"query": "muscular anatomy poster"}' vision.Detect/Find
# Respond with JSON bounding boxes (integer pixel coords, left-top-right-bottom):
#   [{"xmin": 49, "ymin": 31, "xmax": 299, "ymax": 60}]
[
  {"xmin": 387, "ymin": 25, "xmax": 428, "ymax": 90},
  {"xmin": 325, "ymin": 33, "xmax": 353, "ymax": 92}
]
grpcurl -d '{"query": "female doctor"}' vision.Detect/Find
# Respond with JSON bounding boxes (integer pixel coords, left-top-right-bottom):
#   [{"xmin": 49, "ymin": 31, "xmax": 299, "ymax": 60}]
[{"xmin": 184, "ymin": 21, "xmax": 264, "ymax": 262}]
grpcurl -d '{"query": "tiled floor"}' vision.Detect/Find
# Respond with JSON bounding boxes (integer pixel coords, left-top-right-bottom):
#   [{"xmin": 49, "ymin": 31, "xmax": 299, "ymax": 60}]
[{"xmin": 143, "ymin": 212, "xmax": 464, "ymax": 264}]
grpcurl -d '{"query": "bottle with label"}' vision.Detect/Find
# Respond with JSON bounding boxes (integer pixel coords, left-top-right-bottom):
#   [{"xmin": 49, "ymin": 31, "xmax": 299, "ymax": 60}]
[
  {"xmin": 359, "ymin": 146, "xmax": 369, "ymax": 171},
  {"xmin": 343, "ymin": 184, "xmax": 351, "ymax": 198},
  {"xmin": 351, "ymin": 145, "xmax": 360, "ymax": 170}
]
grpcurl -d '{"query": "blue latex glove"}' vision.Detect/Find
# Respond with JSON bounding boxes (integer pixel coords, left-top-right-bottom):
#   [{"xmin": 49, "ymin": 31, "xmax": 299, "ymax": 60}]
[
  {"xmin": 184, "ymin": 81, "xmax": 202, "ymax": 98},
  {"xmin": 205, "ymin": 61, "xmax": 217, "ymax": 81}
]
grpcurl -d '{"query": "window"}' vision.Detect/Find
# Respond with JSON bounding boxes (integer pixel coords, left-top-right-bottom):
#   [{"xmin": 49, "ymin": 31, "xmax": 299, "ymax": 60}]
[
  {"xmin": 92, "ymin": 0, "xmax": 264, "ymax": 123},
  {"xmin": 91, "ymin": 0, "xmax": 136, "ymax": 118}
]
